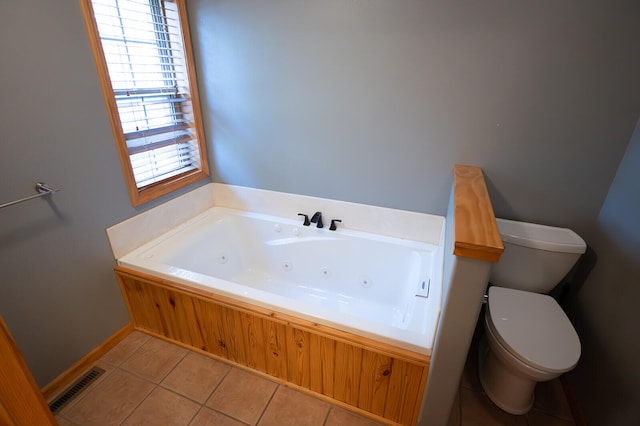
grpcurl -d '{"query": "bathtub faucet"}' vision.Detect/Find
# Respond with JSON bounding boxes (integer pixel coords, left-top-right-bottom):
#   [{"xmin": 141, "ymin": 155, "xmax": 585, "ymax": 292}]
[
  {"xmin": 297, "ymin": 213, "xmax": 310, "ymax": 226},
  {"xmin": 310, "ymin": 211, "xmax": 324, "ymax": 228}
]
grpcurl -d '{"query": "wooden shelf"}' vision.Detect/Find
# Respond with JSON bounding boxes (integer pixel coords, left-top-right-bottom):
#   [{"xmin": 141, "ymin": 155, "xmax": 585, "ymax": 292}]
[{"xmin": 453, "ymin": 165, "xmax": 504, "ymax": 263}]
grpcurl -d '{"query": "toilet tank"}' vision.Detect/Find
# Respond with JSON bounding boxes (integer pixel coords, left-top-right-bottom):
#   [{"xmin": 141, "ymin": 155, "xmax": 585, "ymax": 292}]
[{"xmin": 490, "ymin": 219, "xmax": 587, "ymax": 293}]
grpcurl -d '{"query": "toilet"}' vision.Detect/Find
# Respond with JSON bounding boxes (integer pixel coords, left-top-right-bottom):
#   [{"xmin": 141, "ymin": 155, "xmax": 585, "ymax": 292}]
[{"xmin": 478, "ymin": 218, "xmax": 585, "ymax": 415}]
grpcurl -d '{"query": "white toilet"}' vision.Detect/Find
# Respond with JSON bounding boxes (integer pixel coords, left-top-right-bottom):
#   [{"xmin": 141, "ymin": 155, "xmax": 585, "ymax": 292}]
[{"xmin": 478, "ymin": 218, "xmax": 585, "ymax": 415}]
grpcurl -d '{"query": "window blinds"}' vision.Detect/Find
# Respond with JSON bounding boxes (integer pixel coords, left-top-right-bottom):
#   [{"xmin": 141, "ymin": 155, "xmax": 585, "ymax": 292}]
[{"xmin": 91, "ymin": 0, "xmax": 201, "ymax": 188}]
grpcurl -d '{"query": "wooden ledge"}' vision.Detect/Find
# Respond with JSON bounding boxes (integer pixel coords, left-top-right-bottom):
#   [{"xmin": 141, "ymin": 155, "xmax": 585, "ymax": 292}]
[{"xmin": 453, "ymin": 165, "xmax": 504, "ymax": 262}]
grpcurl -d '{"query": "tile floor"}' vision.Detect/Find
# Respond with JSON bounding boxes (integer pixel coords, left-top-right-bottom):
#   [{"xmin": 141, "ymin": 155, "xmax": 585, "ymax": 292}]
[
  {"xmin": 52, "ymin": 331, "xmax": 384, "ymax": 426},
  {"xmin": 51, "ymin": 330, "xmax": 576, "ymax": 426}
]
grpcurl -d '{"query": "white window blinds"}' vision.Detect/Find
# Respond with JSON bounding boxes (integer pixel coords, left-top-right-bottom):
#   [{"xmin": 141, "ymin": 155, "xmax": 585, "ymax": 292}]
[{"xmin": 90, "ymin": 0, "xmax": 202, "ymax": 188}]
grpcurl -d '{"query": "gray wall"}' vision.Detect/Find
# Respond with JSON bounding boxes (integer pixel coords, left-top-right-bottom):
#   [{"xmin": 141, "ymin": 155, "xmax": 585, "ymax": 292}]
[
  {"xmin": 0, "ymin": 0, "xmax": 207, "ymax": 386},
  {"xmin": 188, "ymin": 0, "xmax": 640, "ymax": 423},
  {"xmin": 1, "ymin": 6, "xmax": 640, "ymax": 425},
  {"xmin": 566, "ymin": 118, "xmax": 640, "ymax": 425},
  {"xmin": 189, "ymin": 0, "xmax": 640, "ymax": 237}
]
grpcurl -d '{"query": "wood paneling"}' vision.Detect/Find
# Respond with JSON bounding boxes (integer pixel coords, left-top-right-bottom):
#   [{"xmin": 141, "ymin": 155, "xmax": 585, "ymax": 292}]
[
  {"xmin": 384, "ymin": 361, "xmax": 425, "ymax": 425},
  {"xmin": 286, "ymin": 327, "xmax": 311, "ymax": 388},
  {"xmin": 240, "ymin": 312, "xmax": 267, "ymax": 373},
  {"xmin": 116, "ymin": 268, "xmax": 430, "ymax": 425},
  {"xmin": 453, "ymin": 165, "xmax": 504, "ymax": 262},
  {"xmin": 263, "ymin": 319, "xmax": 287, "ymax": 379},
  {"xmin": 0, "ymin": 314, "xmax": 56, "ymax": 425},
  {"xmin": 333, "ymin": 341, "xmax": 364, "ymax": 406},
  {"xmin": 309, "ymin": 333, "xmax": 336, "ymax": 398},
  {"xmin": 358, "ymin": 351, "xmax": 392, "ymax": 416}
]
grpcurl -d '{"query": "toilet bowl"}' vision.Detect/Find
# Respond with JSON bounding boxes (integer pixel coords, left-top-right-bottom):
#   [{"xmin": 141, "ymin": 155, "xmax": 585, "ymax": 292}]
[
  {"xmin": 479, "ymin": 287, "xmax": 581, "ymax": 414},
  {"xmin": 478, "ymin": 219, "xmax": 585, "ymax": 414}
]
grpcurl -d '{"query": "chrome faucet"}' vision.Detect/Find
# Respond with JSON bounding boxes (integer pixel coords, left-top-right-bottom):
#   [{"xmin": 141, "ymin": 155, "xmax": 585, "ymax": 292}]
[{"xmin": 310, "ymin": 211, "xmax": 324, "ymax": 228}]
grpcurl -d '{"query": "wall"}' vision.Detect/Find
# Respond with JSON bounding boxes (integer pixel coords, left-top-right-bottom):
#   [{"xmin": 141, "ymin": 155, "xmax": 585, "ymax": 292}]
[
  {"xmin": 1, "ymin": 0, "xmax": 639, "ymax": 408},
  {"xmin": 189, "ymin": 0, "xmax": 640, "ymax": 237},
  {"xmin": 566, "ymin": 118, "xmax": 640, "ymax": 425},
  {"xmin": 419, "ymin": 186, "xmax": 493, "ymax": 425},
  {"xmin": 0, "ymin": 0, "xmax": 207, "ymax": 386},
  {"xmin": 187, "ymin": 1, "xmax": 640, "ymax": 422}
]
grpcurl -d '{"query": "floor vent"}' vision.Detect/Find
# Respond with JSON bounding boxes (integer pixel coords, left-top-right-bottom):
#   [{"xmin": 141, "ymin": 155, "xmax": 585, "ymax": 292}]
[{"xmin": 48, "ymin": 367, "xmax": 105, "ymax": 414}]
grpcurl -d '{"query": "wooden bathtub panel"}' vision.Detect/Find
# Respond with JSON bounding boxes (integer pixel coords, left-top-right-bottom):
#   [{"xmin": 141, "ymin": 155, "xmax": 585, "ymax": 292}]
[
  {"xmin": 240, "ymin": 312, "xmax": 267, "ymax": 373},
  {"xmin": 384, "ymin": 360, "xmax": 425, "ymax": 425},
  {"xmin": 309, "ymin": 334, "xmax": 335, "ymax": 398},
  {"xmin": 191, "ymin": 298, "xmax": 228, "ymax": 358},
  {"xmin": 116, "ymin": 269, "xmax": 429, "ymax": 426},
  {"xmin": 263, "ymin": 318, "xmax": 287, "ymax": 379},
  {"xmin": 333, "ymin": 341, "xmax": 363, "ymax": 406},
  {"xmin": 286, "ymin": 327, "xmax": 311, "ymax": 388},
  {"xmin": 358, "ymin": 350, "xmax": 392, "ymax": 416},
  {"xmin": 119, "ymin": 276, "xmax": 164, "ymax": 335},
  {"xmin": 222, "ymin": 307, "xmax": 247, "ymax": 365},
  {"xmin": 160, "ymin": 288, "xmax": 201, "ymax": 347}
]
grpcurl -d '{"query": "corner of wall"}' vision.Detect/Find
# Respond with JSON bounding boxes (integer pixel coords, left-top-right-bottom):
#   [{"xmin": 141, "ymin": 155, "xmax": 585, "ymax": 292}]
[{"xmin": 418, "ymin": 184, "xmax": 492, "ymax": 426}]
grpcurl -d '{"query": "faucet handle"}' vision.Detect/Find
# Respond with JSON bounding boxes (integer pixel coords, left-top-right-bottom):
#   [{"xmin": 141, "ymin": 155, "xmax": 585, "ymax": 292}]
[
  {"xmin": 297, "ymin": 213, "xmax": 310, "ymax": 226},
  {"xmin": 310, "ymin": 211, "xmax": 324, "ymax": 228},
  {"xmin": 330, "ymin": 219, "xmax": 342, "ymax": 231}
]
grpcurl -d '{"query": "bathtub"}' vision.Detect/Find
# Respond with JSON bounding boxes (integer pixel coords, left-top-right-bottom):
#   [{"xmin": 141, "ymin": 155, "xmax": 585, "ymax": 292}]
[{"xmin": 117, "ymin": 207, "xmax": 443, "ymax": 355}]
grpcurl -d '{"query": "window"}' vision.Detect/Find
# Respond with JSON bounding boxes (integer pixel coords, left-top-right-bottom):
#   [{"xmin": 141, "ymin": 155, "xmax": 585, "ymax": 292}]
[{"xmin": 81, "ymin": 0, "xmax": 209, "ymax": 206}]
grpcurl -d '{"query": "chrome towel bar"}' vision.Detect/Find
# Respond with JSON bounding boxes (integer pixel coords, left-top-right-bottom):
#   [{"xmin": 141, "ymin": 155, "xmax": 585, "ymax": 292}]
[{"xmin": 0, "ymin": 182, "xmax": 60, "ymax": 210}]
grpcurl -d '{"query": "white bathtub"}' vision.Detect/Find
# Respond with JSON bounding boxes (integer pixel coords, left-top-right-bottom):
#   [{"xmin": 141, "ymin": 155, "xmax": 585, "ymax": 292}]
[{"xmin": 117, "ymin": 207, "xmax": 443, "ymax": 355}]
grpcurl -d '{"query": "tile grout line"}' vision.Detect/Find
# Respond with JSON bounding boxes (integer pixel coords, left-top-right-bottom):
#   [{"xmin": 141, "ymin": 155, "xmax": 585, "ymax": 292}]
[
  {"xmin": 186, "ymin": 405, "xmax": 207, "ymax": 426},
  {"xmin": 321, "ymin": 404, "xmax": 332, "ymax": 426},
  {"xmin": 253, "ymin": 383, "xmax": 280, "ymax": 426},
  {"xmin": 113, "ymin": 365, "xmax": 165, "ymax": 387},
  {"xmin": 157, "ymin": 384, "xmax": 208, "ymax": 410},
  {"xmin": 107, "ymin": 332, "xmax": 152, "ymax": 368},
  {"xmin": 178, "ymin": 357, "xmax": 243, "ymax": 425},
  {"xmin": 156, "ymin": 343, "xmax": 190, "ymax": 383},
  {"xmin": 114, "ymin": 342, "xmax": 190, "ymax": 425},
  {"xmin": 197, "ymin": 356, "xmax": 234, "ymax": 406},
  {"xmin": 117, "ymin": 383, "xmax": 159, "ymax": 426}
]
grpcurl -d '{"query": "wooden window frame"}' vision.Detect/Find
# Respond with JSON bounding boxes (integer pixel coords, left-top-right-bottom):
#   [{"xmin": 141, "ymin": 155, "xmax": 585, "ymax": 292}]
[{"xmin": 80, "ymin": 0, "xmax": 210, "ymax": 206}]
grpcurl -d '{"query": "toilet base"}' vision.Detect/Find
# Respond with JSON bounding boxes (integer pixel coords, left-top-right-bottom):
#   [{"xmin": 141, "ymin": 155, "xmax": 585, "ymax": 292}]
[{"xmin": 478, "ymin": 335, "xmax": 535, "ymax": 415}]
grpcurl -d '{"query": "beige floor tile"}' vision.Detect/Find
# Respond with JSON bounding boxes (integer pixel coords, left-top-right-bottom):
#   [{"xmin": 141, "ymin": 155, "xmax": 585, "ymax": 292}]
[
  {"xmin": 533, "ymin": 378, "xmax": 574, "ymax": 421},
  {"xmin": 460, "ymin": 388, "xmax": 528, "ymax": 426},
  {"xmin": 64, "ymin": 369, "xmax": 155, "ymax": 425},
  {"xmin": 325, "ymin": 406, "xmax": 387, "ymax": 426},
  {"xmin": 161, "ymin": 351, "xmax": 230, "ymax": 403},
  {"xmin": 121, "ymin": 336, "xmax": 188, "ymax": 382},
  {"xmin": 55, "ymin": 416, "xmax": 77, "ymax": 426},
  {"xmin": 121, "ymin": 386, "xmax": 200, "ymax": 425},
  {"xmin": 190, "ymin": 407, "xmax": 247, "ymax": 426},
  {"xmin": 101, "ymin": 331, "xmax": 150, "ymax": 365},
  {"xmin": 526, "ymin": 409, "xmax": 575, "ymax": 426},
  {"xmin": 206, "ymin": 368, "xmax": 277, "ymax": 425},
  {"xmin": 258, "ymin": 386, "xmax": 330, "ymax": 426}
]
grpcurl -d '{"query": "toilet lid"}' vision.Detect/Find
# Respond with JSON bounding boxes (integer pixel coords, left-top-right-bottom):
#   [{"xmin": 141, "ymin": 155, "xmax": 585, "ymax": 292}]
[{"xmin": 488, "ymin": 287, "xmax": 581, "ymax": 373}]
